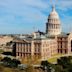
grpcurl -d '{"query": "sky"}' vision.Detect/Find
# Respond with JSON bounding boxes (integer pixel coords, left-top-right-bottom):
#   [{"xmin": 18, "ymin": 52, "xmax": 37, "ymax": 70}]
[{"xmin": 0, "ymin": 0, "xmax": 72, "ymax": 34}]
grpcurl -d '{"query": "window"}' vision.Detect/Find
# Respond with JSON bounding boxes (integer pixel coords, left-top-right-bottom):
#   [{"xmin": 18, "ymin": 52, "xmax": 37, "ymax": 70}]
[
  {"xmin": 65, "ymin": 49, "xmax": 67, "ymax": 53},
  {"xmin": 71, "ymin": 41, "xmax": 72, "ymax": 52},
  {"xmin": 60, "ymin": 49, "xmax": 62, "ymax": 53}
]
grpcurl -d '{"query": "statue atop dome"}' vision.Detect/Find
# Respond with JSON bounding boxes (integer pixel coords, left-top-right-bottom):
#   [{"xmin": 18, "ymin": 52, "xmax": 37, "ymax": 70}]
[{"xmin": 52, "ymin": 4, "xmax": 55, "ymax": 11}]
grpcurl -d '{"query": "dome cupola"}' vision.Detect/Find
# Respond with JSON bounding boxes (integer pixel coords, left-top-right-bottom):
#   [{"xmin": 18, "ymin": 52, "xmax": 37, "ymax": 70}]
[
  {"xmin": 48, "ymin": 6, "xmax": 60, "ymax": 20},
  {"xmin": 46, "ymin": 5, "xmax": 61, "ymax": 35}
]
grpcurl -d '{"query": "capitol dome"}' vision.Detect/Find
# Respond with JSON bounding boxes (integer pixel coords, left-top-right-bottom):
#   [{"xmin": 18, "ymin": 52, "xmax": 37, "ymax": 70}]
[{"xmin": 46, "ymin": 6, "xmax": 61, "ymax": 35}]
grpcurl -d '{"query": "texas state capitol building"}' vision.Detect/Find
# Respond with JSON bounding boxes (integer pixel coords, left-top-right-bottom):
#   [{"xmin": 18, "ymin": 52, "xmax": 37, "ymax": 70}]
[{"xmin": 13, "ymin": 6, "xmax": 72, "ymax": 60}]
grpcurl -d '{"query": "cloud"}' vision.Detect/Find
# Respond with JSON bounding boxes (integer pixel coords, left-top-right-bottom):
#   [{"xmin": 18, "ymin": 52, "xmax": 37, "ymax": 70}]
[
  {"xmin": 57, "ymin": 0, "xmax": 72, "ymax": 11},
  {"xmin": 0, "ymin": 0, "xmax": 72, "ymax": 33}
]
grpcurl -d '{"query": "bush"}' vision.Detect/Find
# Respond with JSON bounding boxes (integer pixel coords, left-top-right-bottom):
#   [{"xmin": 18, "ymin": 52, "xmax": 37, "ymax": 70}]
[
  {"xmin": 1, "ymin": 57, "xmax": 21, "ymax": 68},
  {"xmin": 41, "ymin": 60, "xmax": 51, "ymax": 72}
]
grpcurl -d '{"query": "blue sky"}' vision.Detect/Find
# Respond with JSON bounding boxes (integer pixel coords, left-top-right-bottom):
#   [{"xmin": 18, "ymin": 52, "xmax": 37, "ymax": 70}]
[{"xmin": 0, "ymin": 0, "xmax": 72, "ymax": 34}]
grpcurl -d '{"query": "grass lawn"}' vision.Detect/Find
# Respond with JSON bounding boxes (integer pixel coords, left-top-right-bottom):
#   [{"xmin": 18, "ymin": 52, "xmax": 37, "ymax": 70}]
[
  {"xmin": 48, "ymin": 54, "xmax": 65, "ymax": 63},
  {"xmin": 48, "ymin": 57, "xmax": 58, "ymax": 63},
  {"xmin": 0, "ymin": 65, "xmax": 26, "ymax": 72},
  {"xmin": 0, "ymin": 49, "xmax": 4, "ymax": 54}
]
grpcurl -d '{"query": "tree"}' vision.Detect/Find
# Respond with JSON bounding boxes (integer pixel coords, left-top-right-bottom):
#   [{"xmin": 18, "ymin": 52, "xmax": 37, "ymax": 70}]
[
  {"xmin": 11, "ymin": 59, "xmax": 21, "ymax": 67},
  {"xmin": 41, "ymin": 60, "xmax": 52, "ymax": 72},
  {"xmin": 56, "ymin": 56, "xmax": 72, "ymax": 72},
  {"xmin": 1, "ymin": 57, "xmax": 11, "ymax": 62},
  {"xmin": 1, "ymin": 57, "xmax": 11, "ymax": 66},
  {"xmin": 1, "ymin": 57, "xmax": 21, "ymax": 68},
  {"xmin": 57, "ymin": 57, "xmax": 71, "ymax": 69}
]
